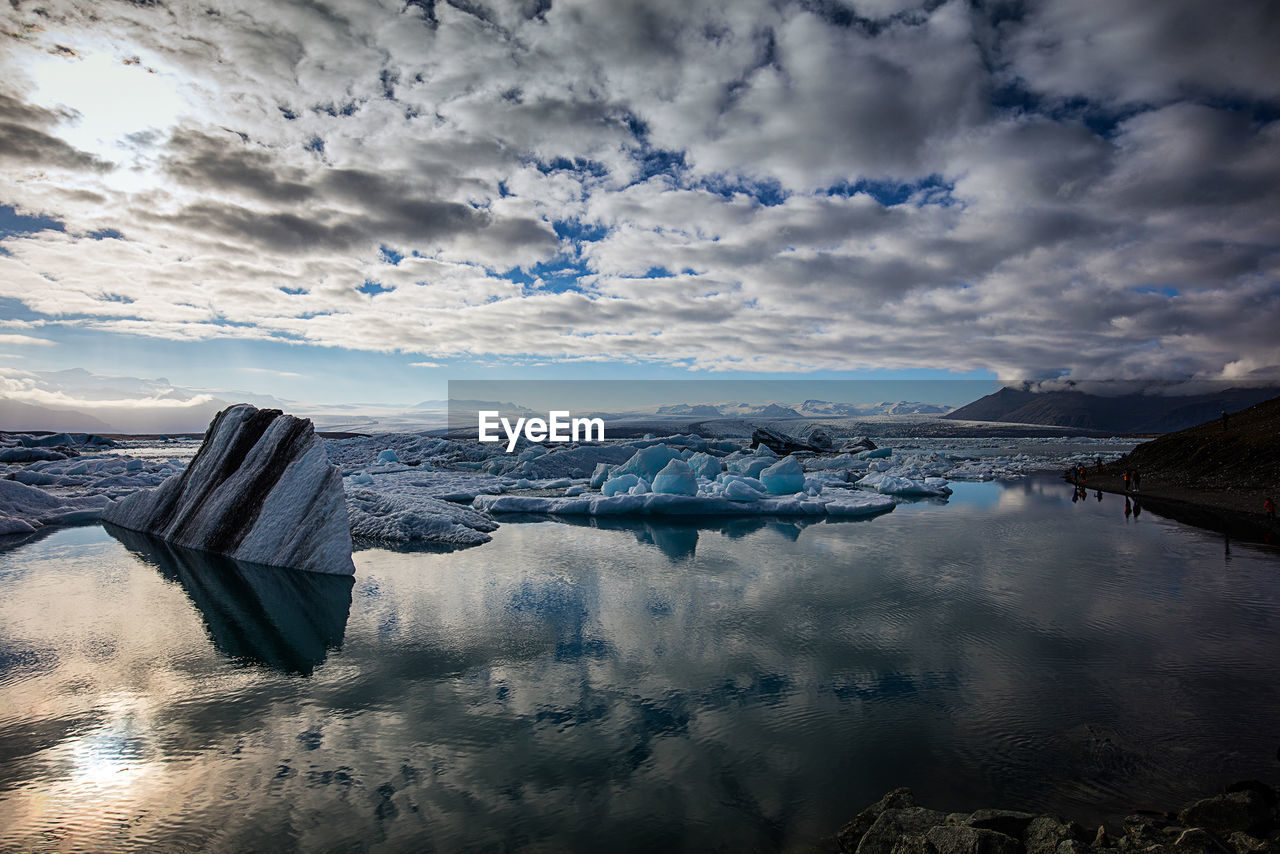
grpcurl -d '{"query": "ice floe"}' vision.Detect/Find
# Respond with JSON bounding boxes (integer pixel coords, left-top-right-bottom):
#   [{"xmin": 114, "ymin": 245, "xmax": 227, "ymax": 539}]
[
  {"xmin": 472, "ymin": 489, "xmax": 896, "ymax": 518},
  {"xmin": 0, "ymin": 479, "xmax": 109, "ymax": 535}
]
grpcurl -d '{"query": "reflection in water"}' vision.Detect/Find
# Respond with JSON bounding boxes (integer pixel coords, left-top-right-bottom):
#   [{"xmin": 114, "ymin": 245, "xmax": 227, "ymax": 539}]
[
  {"xmin": 106, "ymin": 524, "xmax": 354, "ymax": 675},
  {"xmin": 0, "ymin": 478, "xmax": 1277, "ymax": 852}
]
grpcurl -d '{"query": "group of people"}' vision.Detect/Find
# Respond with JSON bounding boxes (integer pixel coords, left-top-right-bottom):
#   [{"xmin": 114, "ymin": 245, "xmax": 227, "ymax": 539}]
[{"xmin": 1122, "ymin": 468, "xmax": 1142, "ymax": 492}]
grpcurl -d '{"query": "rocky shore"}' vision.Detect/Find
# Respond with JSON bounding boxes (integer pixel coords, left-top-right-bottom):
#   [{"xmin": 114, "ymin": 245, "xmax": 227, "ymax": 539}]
[
  {"xmin": 1066, "ymin": 393, "xmax": 1280, "ymax": 542},
  {"xmin": 834, "ymin": 783, "xmax": 1280, "ymax": 854}
]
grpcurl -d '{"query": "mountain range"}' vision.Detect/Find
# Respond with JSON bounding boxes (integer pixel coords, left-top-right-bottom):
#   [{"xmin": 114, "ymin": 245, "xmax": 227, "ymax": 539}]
[{"xmin": 945, "ymin": 386, "xmax": 1280, "ymax": 433}]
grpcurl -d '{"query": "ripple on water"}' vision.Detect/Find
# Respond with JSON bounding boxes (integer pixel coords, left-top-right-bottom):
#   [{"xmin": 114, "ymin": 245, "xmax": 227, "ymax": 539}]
[{"xmin": 0, "ymin": 480, "xmax": 1277, "ymax": 852}]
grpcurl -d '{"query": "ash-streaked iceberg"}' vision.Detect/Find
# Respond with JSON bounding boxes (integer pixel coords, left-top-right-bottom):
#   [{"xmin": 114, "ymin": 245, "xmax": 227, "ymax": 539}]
[{"xmin": 103, "ymin": 404, "xmax": 356, "ymax": 576}]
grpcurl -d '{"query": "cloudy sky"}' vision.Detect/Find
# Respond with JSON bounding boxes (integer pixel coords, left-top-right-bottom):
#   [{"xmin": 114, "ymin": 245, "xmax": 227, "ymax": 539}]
[{"xmin": 1, "ymin": 0, "xmax": 1278, "ymax": 409}]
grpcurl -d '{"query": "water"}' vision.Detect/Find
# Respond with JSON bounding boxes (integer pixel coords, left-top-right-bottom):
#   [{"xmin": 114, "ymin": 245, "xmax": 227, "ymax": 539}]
[{"xmin": 1, "ymin": 477, "xmax": 1278, "ymax": 852}]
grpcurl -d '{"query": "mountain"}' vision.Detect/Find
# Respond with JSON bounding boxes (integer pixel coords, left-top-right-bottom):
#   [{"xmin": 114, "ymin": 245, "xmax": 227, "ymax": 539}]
[
  {"xmin": 753, "ymin": 402, "xmax": 803, "ymax": 418},
  {"xmin": 656, "ymin": 403, "xmax": 724, "ymax": 416},
  {"xmin": 0, "ymin": 399, "xmax": 114, "ymax": 433},
  {"xmin": 1106, "ymin": 393, "xmax": 1280, "ymax": 492},
  {"xmin": 946, "ymin": 385, "xmax": 1280, "ymax": 433},
  {"xmin": 797, "ymin": 400, "xmax": 952, "ymax": 417}
]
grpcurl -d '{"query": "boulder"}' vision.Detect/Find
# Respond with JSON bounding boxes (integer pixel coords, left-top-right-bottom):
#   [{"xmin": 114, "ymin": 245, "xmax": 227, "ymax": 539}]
[
  {"xmin": 1179, "ymin": 792, "xmax": 1271, "ymax": 835},
  {"xmin": 839, "ymin": 788, "xmax": 917, "ymax": 854},
  {"xmin": 1025, "ymin": 815, "xmax": 1087, "ymax": 854},
  {"xmin": 856, "ymin": 807, "xmax": 948, "ymax": 854},
  {"xmin": 925, "ymin": 825, "xmax": 1022, "ymax": 854}
]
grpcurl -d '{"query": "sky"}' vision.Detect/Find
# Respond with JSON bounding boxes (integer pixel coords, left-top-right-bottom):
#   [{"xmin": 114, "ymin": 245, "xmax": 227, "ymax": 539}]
[{"xmin": 1, "ymin": 0, "xmax": 1279, "ymax": 415}]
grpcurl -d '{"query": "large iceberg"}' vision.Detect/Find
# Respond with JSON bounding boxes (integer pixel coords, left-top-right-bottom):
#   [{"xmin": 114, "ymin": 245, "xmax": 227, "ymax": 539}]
[{"xmin": 102, "ymin": 404, "xmax": 356, "ymax": 575}]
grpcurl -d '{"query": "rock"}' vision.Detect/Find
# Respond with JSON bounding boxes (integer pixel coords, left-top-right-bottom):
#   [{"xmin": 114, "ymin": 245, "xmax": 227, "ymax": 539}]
[
  {"xmin": 1170, "ymin": 827, "xmax": 1232, "ymax": 854},
  {"xmin": 103, "ymin": 404, "xmax": 355, "ymax": 575},
  {"xmin": 857, "ymin": 807, "xmax": 948, "ymax": 854},
  {"xmin": 1055, "ymin": 841, "xmax": 1093, "ymax": 854},
  {"xmin": 967, "ymin": 809, "xmax": 1038, "ymax": 839},
  {"xmin": 925, "ymin": 825, "xmax": 1022, "ymax": 854},
  {"xmin": 1025, "ymin": 816, "xmax": 1087, "ymax": 854},
  {"xmin": 844, "ymin": 436, "xmax": 879, "ymax": 453},
  {"xmin": 1225, "ymin": 782, "xmax": 1277, "ymax": 809},
  {"xmin": 838, "ymin": 789, "xmax": 917, "ymax": 854},
  {"xmin": 1226, "ymin": 831, "xmax": 1277, "ymax": 854},
  {"xmin": 1179, "ymin": 792, "xmax": 1271, "ymax": 835}
]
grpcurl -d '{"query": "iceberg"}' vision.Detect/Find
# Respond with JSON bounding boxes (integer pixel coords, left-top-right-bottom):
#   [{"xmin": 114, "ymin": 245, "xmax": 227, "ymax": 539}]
[
  {"xmin": 856, "ymin": 471, "xmax": 952, "ymax": 497},
  {"xmin": 472, "ymin": 490, "xmax": 895, "ymax": 519},
  {"xmin": 727, "ymin": 457, "xmax": 772, "ymax": 478},
  {"xmin": 589, "ymin": 463, "xmax": 614, "ymax": 488},
  {"xmin": 759, "ymin": 455, "xmax": 806, "ymax": 495},
  {"xmin": 721, "ymin": 477, "xmax": 766, "ymax": 501},
  {"xmin": 0, "ymin": 479, "xmax": 109, "ymax": 536},
  {"xmin": 685, "ymin": 451, "xmax": 722, "ymax": 480},
  {"xmin": 610, "ymin": 444, "xmax": 684, "ymax": 482},
  {"xmin": 346, "ymin": 489, "xmax": 498, "ymax": 546},
  {"xmin": 651, "ymin": 459, "xmax": 697, "ymax": 496},
  {"xmin": 102, "ymin": 404, "xmax": 356, "ymax": 575},
  {"xmin": 602, "ymin": 473, "xmax": 644, "ymax": 497}
]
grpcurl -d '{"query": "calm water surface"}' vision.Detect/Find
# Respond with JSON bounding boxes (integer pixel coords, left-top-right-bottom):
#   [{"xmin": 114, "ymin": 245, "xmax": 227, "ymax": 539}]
[{"xmin": 1, "ymin": 477, "xmax": 1278, "ymax": 852}]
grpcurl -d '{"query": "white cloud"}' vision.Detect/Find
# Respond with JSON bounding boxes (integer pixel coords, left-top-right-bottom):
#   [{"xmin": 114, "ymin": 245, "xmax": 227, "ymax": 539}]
[
  {"xmin": 0, "ymin": 0, "xmax": 1276, "ymax": 383},
  {"xmin": 0, "ymin": 334, "xmax": 57, "ymax": 348}
]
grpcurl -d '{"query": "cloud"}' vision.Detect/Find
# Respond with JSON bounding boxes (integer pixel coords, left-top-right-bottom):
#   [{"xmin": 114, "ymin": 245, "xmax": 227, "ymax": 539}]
[
  {"xmin": 0, "ymin": 0, "xmax": 1276, "ymax": 383},
  {"xmin": 0, "ymin": 334, "xmax": 57, "ymax": 348}
]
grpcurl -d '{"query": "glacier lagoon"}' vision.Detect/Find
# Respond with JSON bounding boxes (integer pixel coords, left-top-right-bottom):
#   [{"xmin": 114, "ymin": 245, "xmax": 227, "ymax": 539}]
[{"xmin": 1, "ymin": 477, "xmax": 1278, "ymax": 852}]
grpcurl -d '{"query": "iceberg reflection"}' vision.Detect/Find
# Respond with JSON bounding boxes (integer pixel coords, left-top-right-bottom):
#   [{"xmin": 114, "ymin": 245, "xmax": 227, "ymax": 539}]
[{"xmin": 105, "ymin": 524, "xmax": 354, "ymax": 675}]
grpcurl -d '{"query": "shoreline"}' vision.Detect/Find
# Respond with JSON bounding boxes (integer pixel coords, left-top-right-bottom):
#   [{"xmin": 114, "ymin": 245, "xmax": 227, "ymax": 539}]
[
  {"xmin": 831, "ymin": 782, "xmax": 1280, "ymax": 854},
  {"xmin": 1065, "ymin": 472, "xmax": 1280, "ymax": 544}
]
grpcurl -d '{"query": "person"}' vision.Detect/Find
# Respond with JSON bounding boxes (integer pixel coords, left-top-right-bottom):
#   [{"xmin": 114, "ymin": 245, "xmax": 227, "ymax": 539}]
[
  {"xmin": 1123, "ymin": 469, "xmax": 1131, "ymax": 491},
  {"xmin": 1221, "ymin": 409, "xmax": 1229, "ymax": 430},
  {"xmin": 1266, "ymin": 497, "xmax": 1276, "ymax": 520},
  {"xmin": 1132, "ymin": 469, "xmax": 1141, "ymax": 492},
  {"xmin": 1096, "ymin": 456, "xmax": 1103, "ymax": 471}
]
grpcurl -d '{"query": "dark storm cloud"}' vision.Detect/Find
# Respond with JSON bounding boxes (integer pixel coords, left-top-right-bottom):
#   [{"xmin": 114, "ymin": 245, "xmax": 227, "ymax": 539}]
[{"xmin": 0, "ymin": 0, "xmax": 1277, "ymax": 378}]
